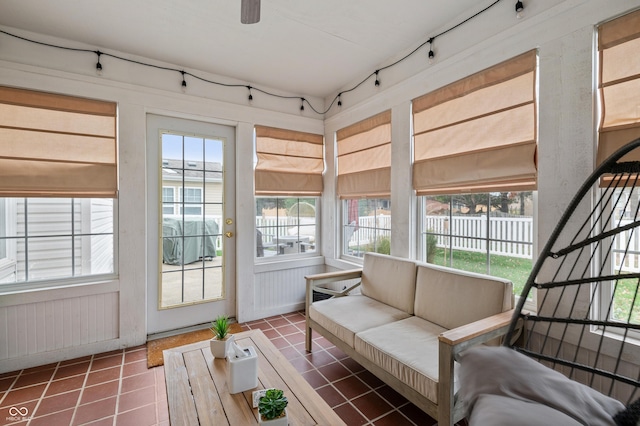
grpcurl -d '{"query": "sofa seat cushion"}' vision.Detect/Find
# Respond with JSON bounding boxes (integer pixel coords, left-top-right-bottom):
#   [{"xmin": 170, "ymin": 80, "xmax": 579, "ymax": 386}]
[
  {"xmin": 354, "ymin": 316, "xmax": 447, "ymax": 404},
  {"xmin": 309, "ymin": 295, "xmax": 411, "ymax": 348}
]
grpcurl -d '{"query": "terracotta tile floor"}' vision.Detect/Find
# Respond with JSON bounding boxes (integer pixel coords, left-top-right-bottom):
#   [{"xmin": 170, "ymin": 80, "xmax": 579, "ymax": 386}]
[{"xmin": 1, "ymin": 312, "xmax": 466, "ymax": 425}]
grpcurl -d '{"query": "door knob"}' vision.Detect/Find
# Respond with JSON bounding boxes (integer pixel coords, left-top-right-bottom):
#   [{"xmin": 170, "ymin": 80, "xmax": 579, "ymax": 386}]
[{"xmin": 225, "ymin": 231, "xmax": 233, "ymax": 238}]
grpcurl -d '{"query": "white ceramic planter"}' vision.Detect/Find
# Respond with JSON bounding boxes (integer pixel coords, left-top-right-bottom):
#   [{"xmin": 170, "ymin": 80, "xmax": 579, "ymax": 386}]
[
  {"xmin": 259, "ymin": 409, "xmax": 288, "ymax": 426},
  {"xmin": 209, "ymin": 334, "xmax": 234, "ymax": 359}
]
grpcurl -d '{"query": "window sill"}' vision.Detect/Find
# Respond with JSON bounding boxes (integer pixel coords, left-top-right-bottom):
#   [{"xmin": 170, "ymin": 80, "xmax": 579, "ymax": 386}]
[
  {"xmin": 0, "ymin": 276, "xmax": 119, "ymax": 305},
  {"xmin": 254, "ymin": 255, "xmax": 324, "ymax": 274}
]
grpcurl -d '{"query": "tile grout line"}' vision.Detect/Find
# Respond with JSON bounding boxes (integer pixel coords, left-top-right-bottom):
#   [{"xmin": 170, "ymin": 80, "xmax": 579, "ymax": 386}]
[
  {"xmin": 112, "ymin": 349, "xmax": 125, "ymax": 426},
  {"xmin": 68, "ymin": 352, "xmax": 95, "ymax": 426},
  {"xmin": 0, "ymin": 372, "xmax": 20, "ymax": 408},
  {"xmin": 25, "ymin": 362, "xmax": 61, "ymax": 425}
]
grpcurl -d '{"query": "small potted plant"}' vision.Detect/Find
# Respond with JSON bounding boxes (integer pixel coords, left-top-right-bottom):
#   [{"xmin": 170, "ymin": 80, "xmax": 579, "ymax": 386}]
[
  {"xmin": 258, "ymin": 388, "xmax": 288, "ymax": 425},
  {"xmin": 209, "ymin": 315, "xmax": 234, "ymax": 359}
]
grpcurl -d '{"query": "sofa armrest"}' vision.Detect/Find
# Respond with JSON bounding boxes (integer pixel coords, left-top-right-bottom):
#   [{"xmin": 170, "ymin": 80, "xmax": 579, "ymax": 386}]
[
  {"xmin": 437, "ymin": 309, "xmax": 518, "ymax": 425},
  {"xmin": 304, "ymin": 268, "xmax": 362, "ymax": 352},
  {"xmin": 439, "ymin": 309, "xmax": 515, "ymax": 348},
  {"xmin": 305, "ymin": 269, "xmax": 363, "ymax": 287},
  {"xmin": 305, "ymin": 269, "xmax": 363, "ymax": 303}
]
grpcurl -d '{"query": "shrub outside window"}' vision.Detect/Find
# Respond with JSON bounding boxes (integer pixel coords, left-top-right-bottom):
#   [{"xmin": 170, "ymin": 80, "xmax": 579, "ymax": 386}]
[
  {"xmin": 419, "ymin": 192, "xmax": 533, "ymax": 297},
  {"xmin": 256, "ymin": 197, "xmax": 318, "ymax": 258}
]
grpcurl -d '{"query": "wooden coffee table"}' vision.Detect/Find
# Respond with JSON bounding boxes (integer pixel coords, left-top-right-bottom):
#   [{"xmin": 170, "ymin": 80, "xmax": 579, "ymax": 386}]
[{"xmin": 163, "ymin": 329, "xmax": 346, "ymax": 425}]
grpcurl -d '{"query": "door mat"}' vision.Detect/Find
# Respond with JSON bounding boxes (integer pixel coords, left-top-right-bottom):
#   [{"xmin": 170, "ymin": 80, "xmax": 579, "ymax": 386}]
[{"xmin": 146, "ymin": 323, "xmax": 244, "ymax": 368}]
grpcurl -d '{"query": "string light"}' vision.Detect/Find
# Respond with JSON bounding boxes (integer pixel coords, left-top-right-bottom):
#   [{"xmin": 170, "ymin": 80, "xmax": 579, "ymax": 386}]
[
  {"xmin": 428, "ymin": 38, "xmax": 435, "ymax": 64},
  {"xmin": 515, "ymin": 1, "xmax": 524, "ymax": 19},
  {"xmin": 95, "ymin": 51, "xmax": 103, "ymax": 76},
  {"xmin": 0, "ymin": 0, "xmax": 505, "ymax": 115}
]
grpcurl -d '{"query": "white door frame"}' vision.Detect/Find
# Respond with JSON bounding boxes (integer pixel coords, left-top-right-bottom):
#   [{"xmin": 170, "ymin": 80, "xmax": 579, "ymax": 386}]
[{"xmin": 146, "ymin": 114, "xmax": 236, "ymax": 335}]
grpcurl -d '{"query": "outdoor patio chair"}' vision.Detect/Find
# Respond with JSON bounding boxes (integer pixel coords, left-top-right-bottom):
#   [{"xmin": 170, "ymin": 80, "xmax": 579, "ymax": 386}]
[{"xmin": 460, "ymin": 137, "xmax": 640, "ymax": 425}]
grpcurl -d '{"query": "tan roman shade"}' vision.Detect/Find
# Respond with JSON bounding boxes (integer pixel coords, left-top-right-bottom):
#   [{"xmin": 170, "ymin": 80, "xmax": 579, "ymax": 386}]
[
  {"xmin": 597, "ymin": 9, "xmax": 640, "ymax": 166},
  {"xmin": 255, "ymin": 125, "xmax": 324, "ymax": 196},
  {"xmin": 0, "ymin": 86, "xmax": 117, "ymax": 198},
  {"xmin": 336, "ymin": 110, "xmax": 391, "ymax": 199},
  {"xmin": 412, "ymin": 50, "xmax": 538, "ymax": 195}
]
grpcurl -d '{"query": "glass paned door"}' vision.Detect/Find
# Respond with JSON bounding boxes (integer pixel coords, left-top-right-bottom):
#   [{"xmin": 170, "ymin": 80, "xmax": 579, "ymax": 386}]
[{"xmin": 146, "ymin": 115, "xmax": 235, "ymax": 335}]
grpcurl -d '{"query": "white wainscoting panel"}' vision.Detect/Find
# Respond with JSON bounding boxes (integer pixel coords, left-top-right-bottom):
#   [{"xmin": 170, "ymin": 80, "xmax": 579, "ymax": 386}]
[
  {"xmin": 254, "ymin": 264, "xmax": 325, "ymax": 318},
  {"xmin": 0, "ymin": 292, "xmax": 119, "ymax": 361}
]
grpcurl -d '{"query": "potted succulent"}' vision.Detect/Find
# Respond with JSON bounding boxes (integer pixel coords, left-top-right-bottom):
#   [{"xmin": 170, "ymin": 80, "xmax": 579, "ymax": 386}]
[
  {"xmin": 209, "ymin": 315, "xmax": 234, "ymax": 359},
  {"xmin": 258, "ymin": 388, "xmax": 288, "ymax": 425}
]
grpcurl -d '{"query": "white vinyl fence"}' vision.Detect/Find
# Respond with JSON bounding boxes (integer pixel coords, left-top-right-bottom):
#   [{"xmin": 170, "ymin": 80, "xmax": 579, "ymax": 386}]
[
  {"xmin": 613, "ymin": 220, "xmax": 640, "ymax": 272},
  {"xmin": 423, "ymin": 215, "xmax": 534, "ymax": 259},
  {"xmin": 342, "ymin": 214, "xmax": 534, "ymax": 259},
  {"xmin": 183, "ymin": 215, "xmax": 638, "ymax": 271}
]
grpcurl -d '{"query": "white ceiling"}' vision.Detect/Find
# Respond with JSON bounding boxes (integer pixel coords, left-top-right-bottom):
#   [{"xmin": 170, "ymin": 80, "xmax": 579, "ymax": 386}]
[{"xmin": 0, "ymin": 0, "xmax": 492, "ymax": 98}]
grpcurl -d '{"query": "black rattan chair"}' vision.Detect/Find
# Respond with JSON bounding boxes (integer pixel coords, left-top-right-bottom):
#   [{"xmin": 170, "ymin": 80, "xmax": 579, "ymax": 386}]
[{"xmin": 461, "ymin": 138, "xmax": 640, "ymax": 425}]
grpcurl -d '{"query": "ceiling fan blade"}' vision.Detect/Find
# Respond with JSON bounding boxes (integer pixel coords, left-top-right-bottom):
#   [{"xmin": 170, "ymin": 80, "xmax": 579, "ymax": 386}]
[{"xmin": 241, "ymin": 0, "xmax": 260, "ymax": 24}]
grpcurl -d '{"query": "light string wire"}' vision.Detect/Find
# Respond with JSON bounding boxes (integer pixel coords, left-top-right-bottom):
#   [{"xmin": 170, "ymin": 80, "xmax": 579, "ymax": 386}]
[{"xmin": 0, "ymin": 0, "xmax": 504, "ymax": 115}]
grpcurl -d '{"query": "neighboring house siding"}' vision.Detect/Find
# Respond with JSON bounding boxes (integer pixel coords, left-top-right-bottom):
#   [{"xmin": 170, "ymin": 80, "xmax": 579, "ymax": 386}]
[
  {"xmin": 162, "ymin": 179, "xmax": 223, "ymax": 217},
  {"xmin": 13, "ymin": 199, "xmax": 113, "ymax": 282}
]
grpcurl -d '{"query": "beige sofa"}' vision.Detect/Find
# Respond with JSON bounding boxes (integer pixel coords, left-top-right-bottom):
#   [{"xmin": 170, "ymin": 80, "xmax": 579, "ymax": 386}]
[{"xmin": 305, "ymin": 252, "xmax": 515, "ymax": 426}]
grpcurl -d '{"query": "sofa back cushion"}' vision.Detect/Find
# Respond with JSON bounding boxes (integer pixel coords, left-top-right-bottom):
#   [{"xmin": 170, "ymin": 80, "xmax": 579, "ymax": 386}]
[
  {"xmin": 361, "ymin": 253, "xmax": 418, "ymax": 315},
  {"xmin": 414, "ymin": 263, "xmax": 513, "ymax": 329}
]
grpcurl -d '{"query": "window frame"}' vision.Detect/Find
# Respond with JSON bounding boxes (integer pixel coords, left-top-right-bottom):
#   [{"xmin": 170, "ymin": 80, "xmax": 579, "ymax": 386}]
[
  {"xmin": 162, "ymin": 186, "xmax": 176, "ymax": 215},
  {"xmin": 596, "ymin": 187, "xmax": 640, "ymax": 340},
  {"xmin": 0, "ymin": 197, "xmax": 118, "ymax": 293},
  {"xmin": 179, "ymin": 187, "xmax": 203, "ymax": 216}
]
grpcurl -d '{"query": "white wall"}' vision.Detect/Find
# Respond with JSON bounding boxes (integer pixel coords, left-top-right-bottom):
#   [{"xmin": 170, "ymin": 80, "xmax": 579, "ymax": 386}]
[{"xmin": 1, "ymin": 0, "xmax": 640, "ymax": 373}]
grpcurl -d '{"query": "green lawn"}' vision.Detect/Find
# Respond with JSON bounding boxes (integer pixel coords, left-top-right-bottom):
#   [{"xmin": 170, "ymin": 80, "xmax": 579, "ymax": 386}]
[
  {"xmin": 613, "ymin": 279, "xmax": 640, "ymax": 324},
  {"xmin": 428, "ymin": 248, "xmax": 532, "ymax": 297}
]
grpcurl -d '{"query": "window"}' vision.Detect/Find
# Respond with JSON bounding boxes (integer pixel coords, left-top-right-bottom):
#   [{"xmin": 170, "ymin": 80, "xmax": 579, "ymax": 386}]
[
  {"xmin": 162, "ymin": 187, "xmax": 175, "ymax": 215},
  {"xmin": 256, "ymin": 197, "xmax": 318, "ymax": 257},
  {"xmin": 412, "ymin": 51, "xmax": 538, "ymax": 298},
  {"xmin": 597, "ymin": 9, "xmax": 640, "ymax": 328},
  {"xmin": 336, "ymin": 111, "xmax": 392, "ymax": 257},
  {"xmin": 254, "ymin": 126, "xmax": 324, "ymax": 259},
  {"xmin": 0, "ymin": 198, "xmax": 115, "ymax": 284},
  {"xmin": 605, "ymin": 188, "xmax": 640, "ymax": 325},
  {"xmin": 0, "ymin": 86, "xmax": 117, "ymax": 289},
  {"xmin": 419, "ymin": 192, "xmax": 533, "ymax": 296},
  {"xmin": 179, "ymin": 187, "xmax": 203, "ymax": 216},
  {"xmin": 342, "ymin": 198, "xmax": 391, "ymax": 257}
]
